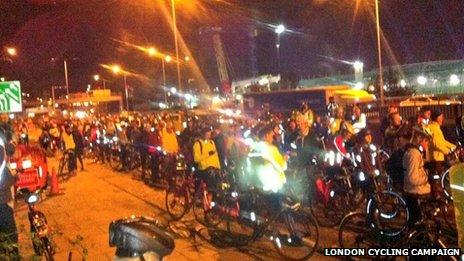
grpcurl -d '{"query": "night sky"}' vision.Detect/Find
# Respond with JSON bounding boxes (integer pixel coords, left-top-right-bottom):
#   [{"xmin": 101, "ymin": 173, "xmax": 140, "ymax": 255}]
[{"xmin": 1, "ymin": 0, "xmax": 464, "ymax": 98}]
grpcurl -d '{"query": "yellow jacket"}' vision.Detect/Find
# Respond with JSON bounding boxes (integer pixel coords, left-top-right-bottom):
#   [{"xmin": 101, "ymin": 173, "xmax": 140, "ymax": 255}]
[
  {"xmin": 329, "ymin": 118, "xmax": 343, "ymax": 135},
  {"xmin": 62, "ymin": 132, "xmax": 75, "ymax": 150},
  {"xmin": 249, "ymin": 141, "xmax": 287, "ymax": 192},
  {"xmin": 161, "ymin": 128, "xmax": 179, "ymax": 154},
  {"xmin": 428, "ymin": 121, "xmax": 455, "ymax": 161},
  {"xmin": 193, "ymin": 139, "xmax": 221, "ymax": 170}
]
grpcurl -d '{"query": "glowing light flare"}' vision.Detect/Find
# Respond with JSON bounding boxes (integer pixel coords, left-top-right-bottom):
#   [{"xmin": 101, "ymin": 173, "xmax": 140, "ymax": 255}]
[
  {"xmin": 353, "ymin": 61, "xmax": 364, "ymax": 71},
  {"xmin": 275, "ymin": 24, "xmax": 286, "ymax": 34},
  {"xmin": 148, "ymin": 47, "xmax": 157, "ymax": 57},
  {"xmin": 400, "ymin": 79, "xmax": 407, "ymax": 88},
  {"xmin": 5, "ymin": 47, "xmax": 17, "ymax": 56},
  {"xmin": 450, "ymin": 74, "xmax": 460, "ymax": 86},
  {"xmin": 417, "ymin": 76, "xmax": 427, "ymax": 85},
  {"xmin": 165, "ymin": 55, "xmax": 172, "ymax": 63}
]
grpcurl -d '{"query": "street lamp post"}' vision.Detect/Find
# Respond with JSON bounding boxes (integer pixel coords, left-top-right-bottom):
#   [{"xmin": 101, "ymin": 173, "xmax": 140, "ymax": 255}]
[
  {"xmin": 64, "ymin": 59, "xmax": 69, "ymax": 96},
  {"xmin": 163, "ymin": 55, "xmax": 172, "ymax": 104},
  {"xmin": 374, "ymin": 0, "xmax": 384, "ymax": 106},
  {"xmin": 111, "ymin": 65, "xmax": 129, "ymax": 111},
  {"xmin": 123, "ymin": 73, "xmax": 129, "ymax": 111},
  {"xmin": 170, "ymin": 0, "xmax": 182, "ymax": 92},
  {"xmin": 275, "ymin": 24, "xmax": 286, "ymax": 73}
]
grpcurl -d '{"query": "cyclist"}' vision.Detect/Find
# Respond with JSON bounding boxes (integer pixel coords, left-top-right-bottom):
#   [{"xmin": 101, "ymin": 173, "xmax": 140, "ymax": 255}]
[
  {"xmin": 329, "ymin": 106, "xmax": 345, "ymax": 136},
  {"xmin": 248, "ymin": 125, "xmax": 287, "ymax": 211},
  {"xmin": 403, "ymin": 126, "xmax": 431, "ymax": 226},
  {"xmin": 193, "ymin": 127, "xmax": 221, "ymax": 194},
  {"xmin": 72, "ymin": 124, "xmax": 85, "ymax": 171},
  {"xmin": 428, "ymin": 110, "xmax": 456, "ymax": 200},
  {"xmin": 351, "ymin": 105, "xmax": 366, "ymax": 134},
  {"xmin": 326, "ymin": 96, "xmax": 339, "ymax": 118},
  {"xmin": 62, "ymin": 124, "xmax": 77, "ymax": 176},
  {"xmin": 117, "ymin": 124, "xmax": 129, "ymax": 171},
  {"xmin": 160, "ymin": 121, "xmax": 179, "ymax": 154},
  {"xmin": 0, "ymin": 127, "xmax": 19, "ymax": 259}
]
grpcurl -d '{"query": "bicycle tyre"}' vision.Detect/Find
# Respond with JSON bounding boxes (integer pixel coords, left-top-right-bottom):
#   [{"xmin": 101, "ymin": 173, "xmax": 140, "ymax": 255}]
[
  {"xmin": 310, "ymin": 191, "xmax": 348, "ymax": 227},
  {"xmin": 108, "ymin": 149, "xmax": 121, "ymax": 171},
  {"xmin": 42, "ymin": 237, "xmax": 55, "ymax": 261},
  {"xmin": 57, "ymin": 154, "xmax": 69, "ymax": 180},
  {"xmin": 165, "ymin": 177, "xmax": 191, "ymax": 220},
  {"xmin": 338, "ymin": 211, "xmax": 378, "ymax": 260},
  {"xmin": 366, "ymin": 190, "xmax": 409, "ymax": 237},
  {"xmin": 272, "ymin": 207, "xmax": 319, "ymax": 261},
  {"xmin": 225, "ymin": 190, "xmax": 257, "ymax": 245},
  {"xmin": 192, "ymin": 188, "xmax": 222, "ymax": 227}
]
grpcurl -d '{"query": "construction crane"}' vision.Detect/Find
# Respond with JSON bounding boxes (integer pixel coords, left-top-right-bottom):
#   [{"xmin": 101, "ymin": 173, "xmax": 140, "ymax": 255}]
[{"xmin": 199, "ymin": 26, "xmax": 231, "ymax": 95}]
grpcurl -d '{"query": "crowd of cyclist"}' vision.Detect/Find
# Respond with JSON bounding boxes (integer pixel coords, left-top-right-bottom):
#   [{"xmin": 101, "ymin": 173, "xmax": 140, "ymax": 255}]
[{"xmin": 13, "ymin": 98, "xmax": 455, "ymax": 244}]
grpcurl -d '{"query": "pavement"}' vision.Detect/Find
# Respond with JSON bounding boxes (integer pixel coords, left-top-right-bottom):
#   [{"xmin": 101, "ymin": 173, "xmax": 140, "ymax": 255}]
[{"xmin": 14, "ymin": 155, "xmax": 340, "ymax": 260}]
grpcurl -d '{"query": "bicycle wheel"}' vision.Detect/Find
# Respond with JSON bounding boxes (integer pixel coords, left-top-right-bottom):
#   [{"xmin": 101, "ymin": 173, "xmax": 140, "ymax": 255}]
[
  {"xmin": 272, "ymin": 207, "xmax": 319, "ymax": 260},
  {"xmin": 57, "ymin": 154, "xmax": 69, "ymax": 180},
  {"xmin": 225, "ymin": 190, "xmax": 257, "ymax": 245},
  {"xmin": 42, "ymin": 237, "xmax": 55, "ymax": 261},
  {"xmin": 366, "ymin": 190, "xmax": 409, "ymax": 237},
  {"xmin": 165, "ymin": 177, "xmax": 191, "ymax": 220},
  {"xmin": 310, "ymin": 191, "xmax": 348, "ymax": 227},
  {"xmin": 192, "ymin": 188, "xmax": 222, "ymax": 227},
  {"xmin": 108, "ymin": 149, "xmax": 121, "ymax": 171},
  {"xmin": 338, "ymin": 212, "xmax": 378, "ymax": 260}
]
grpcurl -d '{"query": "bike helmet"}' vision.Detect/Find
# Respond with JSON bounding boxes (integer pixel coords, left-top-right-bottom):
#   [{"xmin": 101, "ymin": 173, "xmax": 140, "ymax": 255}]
[{"xmin": 109, "ymin": 216, "xmax": 174, "ymax": 258}]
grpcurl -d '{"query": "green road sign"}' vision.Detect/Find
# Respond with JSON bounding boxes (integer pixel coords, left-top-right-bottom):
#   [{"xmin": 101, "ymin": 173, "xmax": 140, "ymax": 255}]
[{"xmin": 0, "ymin": 81, "xmax": 22, "ymax": 112}]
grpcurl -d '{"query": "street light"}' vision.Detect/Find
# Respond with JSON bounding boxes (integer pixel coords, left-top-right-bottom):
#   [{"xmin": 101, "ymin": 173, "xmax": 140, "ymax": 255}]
[
  {"xmin": 417, "ymin": 76, "xmax": 427, "ymax": 85},
  {"xmin": 93, "ymin": 74, "xmax": 106, "ymax": 88},
  {"xmin": 111, "ymin": 65, "xmax": 129, "ymax": 111},
  {"xmin": 184, "ymin": 56, "xmax": 190, "ymax": 62},
  {"xmin": 274, "ymin": 24, "xmax": 286, "ymax": 74},
  {"xmin": 275, "ymin": 24, "xmax": 286, "ymax": 34},
  {"xmin": 450, "ymin": 74, "xmax": 460, "ymax": 86},
  {"xmin": 148, "ymin": 47, "xmax": 157, "ymax": 57},
  {"xmin": 5, "ymin": 47, "xmax": 17, "ymax": 57},
  {"xmin": 170, "ymin": 0, "xmax": 182, "ymax": 91},
  {"xmin": 373, "ymin": 0, "xmax": 384, "ymax": 106}
]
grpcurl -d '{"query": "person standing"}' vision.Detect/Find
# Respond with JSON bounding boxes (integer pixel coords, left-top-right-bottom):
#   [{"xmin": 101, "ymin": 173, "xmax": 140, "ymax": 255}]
[
  {"xmin": 352, "ymin": 105, "xmax": 367, "ymax": 134},
  {"xmin": 428, "ymin": 110, "xmax": 456, "ymax": 199},
  {"xmin": 0, "ymin": 128, "xmax": 18, "ymax": 259},
  {"xmin": 72, "ymin": 124, "xmax": 85, "ymax": 171},
  {"xmin": 403, "ymin": 126, "xmax": 431, "ymax": 225},
  {"xmin": 62, "ymin": 125, "xmax": 77, "ymax": 176}
]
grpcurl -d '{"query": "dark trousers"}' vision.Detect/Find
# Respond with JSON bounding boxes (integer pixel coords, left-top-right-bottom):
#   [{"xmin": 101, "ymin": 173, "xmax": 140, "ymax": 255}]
[
  {"xmin": 119, "ymin": 144, "xmax": 128, "ymax": 170},
  {"xmin": 150, "ymin": 153, "xmax": 160, "ymax": 181},
  {"xmin": 0, "ymin": 204, "xmax": 18, "ymax": 244},
  {"xmin": 67, "ymin": 150, "xmax": 77, "ymax": 172},
  {"xmin": 404, "ymin": 193, "xmax": 429, "ymax": 226},
  {"xmin": 426, "ymin": 161, "xmax": 446, "ymax": 200}
]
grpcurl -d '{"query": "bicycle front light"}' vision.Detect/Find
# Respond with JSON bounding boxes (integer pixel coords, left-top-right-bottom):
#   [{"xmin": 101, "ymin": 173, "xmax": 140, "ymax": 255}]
[
  {"xmin": 22, "ymin": 160, "xmax": 32, "ymax": 169},
  {"xmin": 27, "ymin": 193, "xmax": 39, "ymax": 204}
]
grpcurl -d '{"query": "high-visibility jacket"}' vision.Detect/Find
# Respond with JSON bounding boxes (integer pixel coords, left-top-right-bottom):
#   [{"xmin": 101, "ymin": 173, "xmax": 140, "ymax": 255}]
[
  {"xmin": 193, "ymin": 139, "xmax": 220, "ymax": 170},
  {"xmin": 160, "ymin": 128, "xmax": 179, "ymax": 154},
  {"xmin": 428, "ymin": 121, "xmax": 455, "ymax": 162},
  {"xmin": 62, "ymin": 132, "xmax": 75, "ymax": 150},
  {"xmin": 248, "ymin": 141, "xmax": 287, "ymax": 193}
]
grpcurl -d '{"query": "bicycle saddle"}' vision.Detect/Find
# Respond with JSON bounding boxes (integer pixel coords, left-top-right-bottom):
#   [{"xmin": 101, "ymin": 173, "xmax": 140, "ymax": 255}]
[{"xmin": 109, "ymin": 216, "xmax": 175, "ymax": 258}]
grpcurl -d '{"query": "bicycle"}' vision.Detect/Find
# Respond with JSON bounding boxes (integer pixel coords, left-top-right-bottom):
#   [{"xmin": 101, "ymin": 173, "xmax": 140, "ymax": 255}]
[
  {"xmin": 225, "ymin": 187, "xmax": 320, "ymax": 260},
  {"xmin": 57, "ymin": 149, "xmax": 75, "ymax": 180},
  {"xmin": 339, "ymin": 196, "xmax": 456, "ymax": 260}
]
